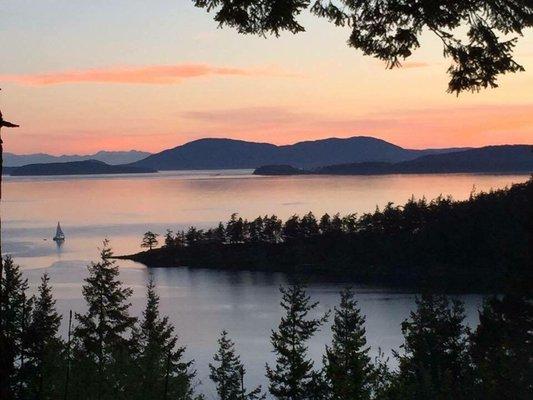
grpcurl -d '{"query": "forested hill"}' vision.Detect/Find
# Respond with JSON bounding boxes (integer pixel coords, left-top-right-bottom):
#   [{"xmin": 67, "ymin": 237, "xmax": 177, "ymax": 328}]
[
  {"xmin": 128, "ymin": 136, "xmax": 464, "ymax": 170},
  {"xmin": 123, "ymin": 178, "xmax": 532, "ymax": 291},
  {"xmin": 255, "ymin": 145, "xmax": 533, "ymax": 175}
]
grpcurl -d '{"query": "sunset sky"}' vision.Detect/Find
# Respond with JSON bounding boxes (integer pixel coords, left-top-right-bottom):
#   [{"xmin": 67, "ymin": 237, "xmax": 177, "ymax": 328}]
[{"xmin": 1, "ymin": 1, "xmax": 532, "ymax": 155}]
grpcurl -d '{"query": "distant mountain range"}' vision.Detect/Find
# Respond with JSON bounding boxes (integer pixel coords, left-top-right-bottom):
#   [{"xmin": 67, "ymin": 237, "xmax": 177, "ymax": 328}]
[
  {"xmin": 4, "ymin": 150, "xmax": 151, "ymax": 167},
  {"xmin": 254, "ymin": 145, "xmax": 533, "ymax": 175},
  {"xmin": 129, "ymin": 137, "xmax": 469, "ymax": 170},
  {"xmin": 8, "ymin": 160, "xmax": 155, "ymax": 176},
  {"xmin": 4, "ymin": 137, "xmax": 530, "ymax": 176}
]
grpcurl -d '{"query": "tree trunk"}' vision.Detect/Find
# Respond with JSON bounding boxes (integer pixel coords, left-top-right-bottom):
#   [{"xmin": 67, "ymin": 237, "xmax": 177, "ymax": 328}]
[{"xmin": 0, "ymin": 128, "xmax": 7, "ymax": 400}]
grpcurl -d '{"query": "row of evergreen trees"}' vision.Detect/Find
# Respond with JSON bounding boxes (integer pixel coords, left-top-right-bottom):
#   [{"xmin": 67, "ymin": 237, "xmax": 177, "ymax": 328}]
[
  {"xmin": 146, "ymin": 180, "xmax": 529, "ymax": 249},
  {"xmin": 1, "ymin": 245, "xmax": 531, "ymax": 400},
  {"xmin": 152, "ymin": 212, "xmax": 357, "ymax": 249}
]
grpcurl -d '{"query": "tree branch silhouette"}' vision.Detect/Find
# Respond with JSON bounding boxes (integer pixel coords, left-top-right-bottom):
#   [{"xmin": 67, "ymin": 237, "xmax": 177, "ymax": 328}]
[{"xmin": 193, "ymin": 0, "xmax": 532, "ymax": 94}]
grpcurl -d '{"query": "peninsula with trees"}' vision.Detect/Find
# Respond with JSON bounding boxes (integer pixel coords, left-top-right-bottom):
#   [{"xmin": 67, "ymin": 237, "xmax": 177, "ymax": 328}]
[{"xmin": 120, "ymin": 178, "xmax": 532, "ymax": 291}]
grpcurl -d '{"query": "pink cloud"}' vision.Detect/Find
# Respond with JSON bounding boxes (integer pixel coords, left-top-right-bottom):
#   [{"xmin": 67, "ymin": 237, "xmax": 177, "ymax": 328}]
[{"xmin": 0, "ymin": 64, "xmax": 289, "ymax": 86}]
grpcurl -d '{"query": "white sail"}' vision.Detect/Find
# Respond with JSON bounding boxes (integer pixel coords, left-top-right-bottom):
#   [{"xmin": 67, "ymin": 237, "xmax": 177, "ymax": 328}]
[{"xmin": 54, "ymin": 222, "xmax": 65, "ymax": 241}]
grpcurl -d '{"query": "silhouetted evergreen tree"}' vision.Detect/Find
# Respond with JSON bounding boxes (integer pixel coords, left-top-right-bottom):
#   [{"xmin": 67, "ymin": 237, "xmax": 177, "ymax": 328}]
[
  {"xmin": 393, "ymin": 294, "xmax": 472, "ymax": 400},
  {"xmin": 249, "ymin": 217, "xmax": 264, "ymax": 243},
  {"xmin": 0, "ymin": 256, "xmax": 32, "ymax": 399},
  {"xmin": 175, "ymin": 230, "xmax": 187, "ymax": 247},
  {"xmin": 319, "ymin": 213, "xmax": 344, "ymax": 235},
  {"xmin": 355, "ymin": 212, "xmax": 373, "ymax": 233},
  {"xmin": 263, "ymin": 215, "xmax": 282, "ymax": 243},
  {"xmin": 70, "ymin": 241, "xmax": 137, "ymax": 400},
  {"xmin": 369, "ymin": 350, "xmax": 394, "ymax": 400},
  {"xmin": 213, "ymin": 222, "xmax": 226, "ymax": 244},
  {"xmin": 324, "ymin": 288, "xmax": 373, "ymax": 400},
  {"xmin": 204, "ymin": 228, "xmax": 216, "ymax": 243},
  {"xmin": 266, "ymin": 282, "xmax": 328, "ymax": 400},
  {"xmin": 164, "ymin": 229, "xmax": 176, "ymax": 248},
  {"xmin": 142, "ymin": 231, "xmax": 159, "ymax": 250},
  {"xmin": 401, "ymin": 197, "xmax": 427, "ymax": 234},
  {"xmin": 319, "ymin": 214, "xmax": 332, "ymax": 234},
  {"xmin": 210, "ymin": 330, "xmax": 264, "ymax": 400},
  {"xmin": 22, "ymin": 273, "xmax": 64, "ymax": 399},
  {"xmin": 281, "ymin": 215, "xmax": 302, "ymax": 241},
  {"xmin": 17, "ymin": 288, "xmax": 33, "ymax": 399},
  {"xmin": 470, "ymin": 294, "xmax": 533, "ymax": 400},
  {"xmin": 381, "ymin": 203, "xmax": 402, "ymax": 235},
  {"xmin": 186, "ymin": 227, "xmax": 204, "ymax": 245},
  {"xmin": 300, "ymin": 212, "xmax": 319, "ymax": 237},
  {"xmin": 227, "ymin": 213, "xmax": 245, "ymax": 243},
  {"xmin": 134, "ymin": 277, "xmax": 197, "ymax": 400},
  {"xmin": 331, "ymin": 213, "xmax": 345, "ymax": 233}
]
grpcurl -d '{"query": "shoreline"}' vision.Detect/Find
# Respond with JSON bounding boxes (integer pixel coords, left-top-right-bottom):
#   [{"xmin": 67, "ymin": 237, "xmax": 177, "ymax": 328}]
[{"xmin": 115, "ymin": 178, "xmax": 532, "ymax": 293}]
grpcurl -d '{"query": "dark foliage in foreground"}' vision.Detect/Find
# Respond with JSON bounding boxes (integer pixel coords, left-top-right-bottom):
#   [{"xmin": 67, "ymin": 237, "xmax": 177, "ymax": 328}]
[
  {"xmin": 2, "ymin": 256, "xmax": 531, "ymax": 400},
  {"xmin": 210, "ymin": 330, "xmax": 264, "ymax": 400},
  {"xmin": 266, "ymin": 283, "xmax": 328, "ymax": 400},
  {"xmin": 324, "ymin": 288, "xmax": 374, "ymax": 400},
  {"xmin": 393, "ymin": 295, "xmax": 473, "ymax": 400},
  {"xmin": 193, "ymin": 0, "xmax": 532, "ymax": 94},
  {"xmin": 131, "ymin": 178, "xmax": 532, "ymax": 290},
  {"xmin": 0, "ymin": 247, "xmax": 200, "ymax": 400}
]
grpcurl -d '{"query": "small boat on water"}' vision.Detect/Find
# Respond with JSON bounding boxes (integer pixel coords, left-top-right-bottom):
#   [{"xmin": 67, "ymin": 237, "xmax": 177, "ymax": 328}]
[{"xmin": 53, "ymin": 222, "xmax": 65, "ymax": 242}]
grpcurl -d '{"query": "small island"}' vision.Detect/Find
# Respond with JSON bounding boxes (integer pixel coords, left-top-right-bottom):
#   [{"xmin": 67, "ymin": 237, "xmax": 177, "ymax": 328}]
[{"xmin": 7, "ymin": 159, "xmax": 156, "ymax": 176}]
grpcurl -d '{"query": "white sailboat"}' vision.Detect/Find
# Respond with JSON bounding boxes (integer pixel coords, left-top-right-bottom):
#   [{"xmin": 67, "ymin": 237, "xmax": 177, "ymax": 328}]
[{"xmin": 53, "ymin": 222, "xmax": 65, "ymax": 242}]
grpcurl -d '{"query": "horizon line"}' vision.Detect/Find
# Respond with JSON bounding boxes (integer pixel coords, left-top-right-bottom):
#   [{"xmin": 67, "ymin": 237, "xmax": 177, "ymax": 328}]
[{"xmin": 5, "ymin": 135, "xmax": 531, "ymax": 157}]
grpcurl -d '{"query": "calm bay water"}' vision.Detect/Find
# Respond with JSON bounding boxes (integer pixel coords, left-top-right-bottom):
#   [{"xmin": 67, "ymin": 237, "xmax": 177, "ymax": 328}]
[{"xmin": 2, "ymin": 171, "xmax": 529, "ymax": 396}]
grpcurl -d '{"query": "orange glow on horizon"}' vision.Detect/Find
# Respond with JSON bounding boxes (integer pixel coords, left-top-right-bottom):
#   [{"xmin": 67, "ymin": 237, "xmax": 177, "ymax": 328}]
[{"xmin": 4, "ymin": 102, "xmax": 532, "ymax": 155}]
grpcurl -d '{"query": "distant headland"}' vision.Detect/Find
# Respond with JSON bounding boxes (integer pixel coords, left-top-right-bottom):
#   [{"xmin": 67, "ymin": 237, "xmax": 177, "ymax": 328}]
[
  {"xmin": 7, "ymin": 160, "xmax": 155, "ymax": 176},
  {"xmin": 254, "ymin": 145, "xmax": 533, "ymax": 176}
]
